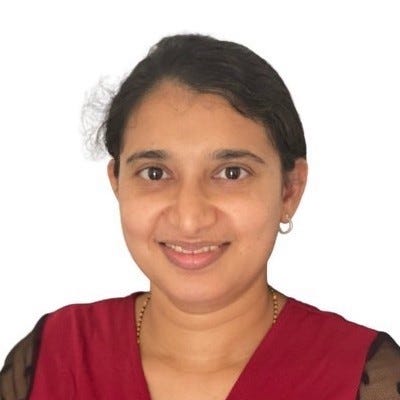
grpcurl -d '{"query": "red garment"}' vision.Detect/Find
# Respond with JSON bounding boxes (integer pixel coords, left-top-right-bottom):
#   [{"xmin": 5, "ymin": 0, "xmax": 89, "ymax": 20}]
[{"xmin": 29, "ymin": 292, "xmax": 377, "ymax": 399}]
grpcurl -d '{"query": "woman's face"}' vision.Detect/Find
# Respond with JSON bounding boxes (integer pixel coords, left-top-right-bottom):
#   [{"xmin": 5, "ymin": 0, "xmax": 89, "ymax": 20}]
[{"xmin": 108, "ymin": 80, "xmax": 307, "ymax": 310}]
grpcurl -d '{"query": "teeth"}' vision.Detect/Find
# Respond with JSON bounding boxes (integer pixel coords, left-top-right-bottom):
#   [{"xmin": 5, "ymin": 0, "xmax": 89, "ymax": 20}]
[{"xmin": 164, "ymin": 243, "xmax": 219, "ymax": 254}]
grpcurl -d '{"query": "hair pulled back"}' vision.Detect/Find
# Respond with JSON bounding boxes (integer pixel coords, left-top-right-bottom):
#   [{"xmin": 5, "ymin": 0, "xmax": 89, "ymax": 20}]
[{"xmin": 100, "ymin": 33, "xmax": 306, "ymax": 177}]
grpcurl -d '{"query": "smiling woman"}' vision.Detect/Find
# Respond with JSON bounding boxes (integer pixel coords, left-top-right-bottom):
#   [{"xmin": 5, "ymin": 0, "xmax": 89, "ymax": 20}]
[
  {"xmin": 107, "ymin": 79, "xmax": 306, "ymax": 315},
  {"xmin": 1, "ymin": 33, "xmax": 399, "ymax": 400}
]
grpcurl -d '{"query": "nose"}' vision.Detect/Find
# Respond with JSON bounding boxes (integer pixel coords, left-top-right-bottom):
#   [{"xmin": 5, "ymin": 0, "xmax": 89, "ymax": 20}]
[{"xmin": 165, "ymin": 179, "xmax": 218, "ymax": 235}]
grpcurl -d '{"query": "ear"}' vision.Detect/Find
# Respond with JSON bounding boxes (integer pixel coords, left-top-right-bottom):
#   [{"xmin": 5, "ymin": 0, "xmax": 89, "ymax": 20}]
[
  {"xmin": 107, "ymin": 159, "xmax": 119, "ymax": 199},
  {"xmin": 281, "ymin": 158, "xmax": 308, "ymax": 221}
]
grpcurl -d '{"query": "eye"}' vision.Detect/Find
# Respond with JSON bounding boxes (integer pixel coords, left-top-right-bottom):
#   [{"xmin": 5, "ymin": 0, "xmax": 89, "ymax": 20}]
[
  {"xmin": 138, "ymin": 166, "xmax": 169, "ymax": 180},
  {"xmin": 214, "ymin": 166, "xmax": 250, "ymax": 180}
]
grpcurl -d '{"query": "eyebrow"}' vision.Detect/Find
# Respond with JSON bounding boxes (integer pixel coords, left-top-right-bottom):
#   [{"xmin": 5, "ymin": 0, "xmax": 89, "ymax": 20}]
[
  {"xmin": 211, "ymin": 149, "xmax": 266, "ymax": 164},
  {"xmin": 126, "ymin": 148, "xmax": 266, "ymax": 165},
  {"xmin": 126, "ymin": 150, "xmax": 168, "ymax": 164}
]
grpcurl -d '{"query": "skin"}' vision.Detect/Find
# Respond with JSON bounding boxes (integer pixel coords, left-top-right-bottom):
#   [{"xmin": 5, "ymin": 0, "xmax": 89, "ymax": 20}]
[{"xmin": 108, "ymin": 79, "xmax": 307, "ymax": 398}]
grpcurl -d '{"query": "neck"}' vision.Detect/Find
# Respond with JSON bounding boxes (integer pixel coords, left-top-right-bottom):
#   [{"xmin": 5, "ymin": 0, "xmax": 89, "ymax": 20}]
[{"xmin": 137, "ymin": 279, "xmax": 283, "ymax": 373}]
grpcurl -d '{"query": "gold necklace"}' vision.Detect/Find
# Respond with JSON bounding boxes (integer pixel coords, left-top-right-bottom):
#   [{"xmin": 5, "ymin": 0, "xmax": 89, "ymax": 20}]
[
  {"xmin": 136, "ymin": 293, "xmax": 151, "ymax": 344},
  {"xmin": 136, "ymin": 286, "xmax": 279, "ymax": 345}
]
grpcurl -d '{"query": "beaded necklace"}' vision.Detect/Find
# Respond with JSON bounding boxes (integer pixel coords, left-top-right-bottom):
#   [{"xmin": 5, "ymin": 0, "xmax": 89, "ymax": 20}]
[{"xmin": 137, "ymin": 286, "xmax": 279, "ymax": 345}]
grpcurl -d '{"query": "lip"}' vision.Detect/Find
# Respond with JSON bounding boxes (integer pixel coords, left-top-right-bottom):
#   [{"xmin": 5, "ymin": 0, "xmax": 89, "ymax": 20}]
[{"xmin": 159, "ymin": 241, "xmax": 230, "ymax": 270}]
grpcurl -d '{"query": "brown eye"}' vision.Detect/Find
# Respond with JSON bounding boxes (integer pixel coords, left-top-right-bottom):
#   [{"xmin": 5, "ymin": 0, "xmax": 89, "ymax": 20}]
[
  {"xmin": 225, "ymin": 167, "xmax": 241, "ymax": 179},
  {"xmin": 215, "ymin": 166, "xmax": 249, "ymax": 180},
  {"xmin": 138, "ymin": 167, "xmax": 167, "ymax": 180}
]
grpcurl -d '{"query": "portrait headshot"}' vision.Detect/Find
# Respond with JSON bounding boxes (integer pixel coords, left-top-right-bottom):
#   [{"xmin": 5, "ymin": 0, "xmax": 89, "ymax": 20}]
[{"xmin": 1, "ymin": 1, "xmax": 399, "ymax": 399}]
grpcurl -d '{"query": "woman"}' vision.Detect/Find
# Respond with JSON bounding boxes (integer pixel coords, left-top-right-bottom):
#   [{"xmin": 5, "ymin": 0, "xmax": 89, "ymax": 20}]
[{"xmin": 1, "ymin": 33, "xmax": 399, "ymax": 400}]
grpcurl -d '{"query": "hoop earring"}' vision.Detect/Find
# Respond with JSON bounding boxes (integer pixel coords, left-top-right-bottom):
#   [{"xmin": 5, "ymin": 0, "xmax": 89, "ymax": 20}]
[{"xmin": 279, "ymin": 216, "xmax": 293, "ymax": 234}]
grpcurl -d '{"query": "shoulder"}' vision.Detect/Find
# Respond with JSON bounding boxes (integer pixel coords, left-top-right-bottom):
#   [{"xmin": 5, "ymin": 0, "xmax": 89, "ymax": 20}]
[
  {"xmin": 280, "ymin": 298, "xmax": 400, "ymax": 397},
  {"xmin": 286, "ymin": 298, "xmax": 377, "ymax": 343},
  {"xmin": 359, "ymin": 332, "xmax": 400, "ymax": 399},
  {"xmin": 45, "ymin": 291, "xmax": 137, "ymax": 319},
  {"xmin": 42, "ymin": 292, "xmax": 137, "ymax": 329},
  {"xmin": 281, "ymin": 298, "xmax": 377, "ymax": 375},
  {"xmin": 0, "ymin": 292, "xmax": 141, "ymax": 399},
  {"xmin": 38, "ymin": 292, "xmax": 140, "ymax": 351},
  {"xmin": 0, "ymin": 315, "xmax": 47, "ymax": 400},
  {"xmin": 286, "ymin": 298, "xmax": 400, "ymax": 397}
]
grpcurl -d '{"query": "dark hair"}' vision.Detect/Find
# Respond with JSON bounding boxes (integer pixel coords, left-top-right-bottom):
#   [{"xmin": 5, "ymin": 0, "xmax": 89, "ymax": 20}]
[{"xmin": 100, "ymin": 33, "xmax": 306, "ymax": 177}]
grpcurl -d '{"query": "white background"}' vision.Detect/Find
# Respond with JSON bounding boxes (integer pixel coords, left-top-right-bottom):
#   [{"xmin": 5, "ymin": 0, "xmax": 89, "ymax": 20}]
[{"xmin": 1, "ymin": 1, "xmax": 399, "ymax": 362}]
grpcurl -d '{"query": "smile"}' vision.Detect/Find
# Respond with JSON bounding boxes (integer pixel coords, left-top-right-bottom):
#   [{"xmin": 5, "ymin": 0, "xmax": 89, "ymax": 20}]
[
  {"xmin": 159, "ymin": 241, "xmax": 230, "ymax": 270},
  {"xmin": 164, "ymin": 243, "xmax": 220, "ymax": 254}
]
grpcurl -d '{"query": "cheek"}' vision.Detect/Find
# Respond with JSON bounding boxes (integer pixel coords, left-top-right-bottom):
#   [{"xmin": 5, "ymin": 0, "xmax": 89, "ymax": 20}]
[
  {"xmin": 232, "ymin": 182, "xmax": 282, "ymax": 224},
  {"xmin": 117, "ymin": 191, "xmax": 160, "ymax": 253},
  {"xmin": 117, "ymin": 197, "xmax": 163, "ymax": 277},
  {"xmin": 227, "ymin": 190, "xmax": 282, "ymax": 250},
  {"xmin": 119, "ymin": 195, "xmax": 156, "ymax": 233}
]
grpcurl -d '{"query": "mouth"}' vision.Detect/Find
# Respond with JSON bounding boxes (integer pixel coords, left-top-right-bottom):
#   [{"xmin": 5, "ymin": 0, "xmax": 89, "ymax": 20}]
[
  {"xmin": 158, "ymin": 241, "xmax": 230, "ymax": 270},
  {"xmin": 163, "ymin": 242, "xmax": 222, "ymax": 254}
]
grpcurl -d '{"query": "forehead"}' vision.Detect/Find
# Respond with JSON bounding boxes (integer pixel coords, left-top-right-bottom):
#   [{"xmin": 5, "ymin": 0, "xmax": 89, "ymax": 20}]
[
  {"xmin": 122, "ymin": 80, "xmax": 274, "ymax": 156},
  {"xmin": 129, "ymin": 80, "xmax": 237, "ymax": 124}
]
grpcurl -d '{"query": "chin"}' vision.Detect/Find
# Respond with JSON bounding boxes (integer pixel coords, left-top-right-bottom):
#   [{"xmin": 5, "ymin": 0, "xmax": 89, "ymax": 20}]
[{"xmin": 151, "ymin": 279, "xmax": 239, "ymax": 313}]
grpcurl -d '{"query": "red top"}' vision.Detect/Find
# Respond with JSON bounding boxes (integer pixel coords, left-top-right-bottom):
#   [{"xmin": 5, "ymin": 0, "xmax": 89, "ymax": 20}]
[{"xmin": 28, "ymin": 292, "xmax": 377, "ymax": 399}]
